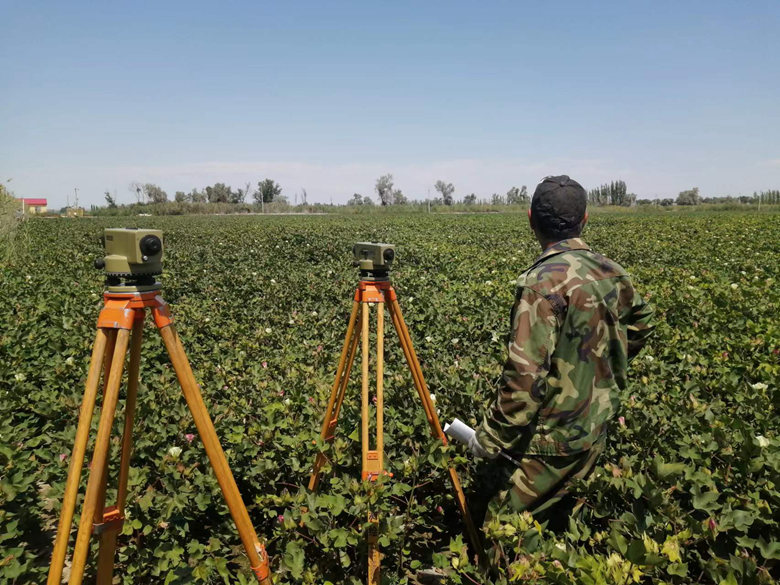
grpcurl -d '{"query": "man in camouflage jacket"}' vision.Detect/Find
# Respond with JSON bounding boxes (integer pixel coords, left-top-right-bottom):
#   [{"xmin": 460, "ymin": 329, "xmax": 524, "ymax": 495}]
[{"xmin": 470, "ymin": 175, "xmax": 655, "ymax": 527}]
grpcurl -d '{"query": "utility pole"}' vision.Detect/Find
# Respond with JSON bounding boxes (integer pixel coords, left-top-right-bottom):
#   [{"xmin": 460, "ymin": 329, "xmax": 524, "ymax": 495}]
[{"xmin": 74, "ymin": 188, "xmax": 79, "ymax": 209}]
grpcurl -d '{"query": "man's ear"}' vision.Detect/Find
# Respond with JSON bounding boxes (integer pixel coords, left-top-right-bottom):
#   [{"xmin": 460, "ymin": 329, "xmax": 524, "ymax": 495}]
[
  {"xmin": 582, "ymin": 211, "xmax": 589, "ymax": 230},
  {"xmin": 527, "ymin": 207, "xmax": 533, "ymax": 225}
]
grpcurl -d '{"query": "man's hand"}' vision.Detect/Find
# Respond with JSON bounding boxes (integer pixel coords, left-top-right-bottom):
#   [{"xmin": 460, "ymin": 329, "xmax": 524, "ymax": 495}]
[{"xmin": 468, "ymin": 433, "xmax": 498, "ymax": 459}]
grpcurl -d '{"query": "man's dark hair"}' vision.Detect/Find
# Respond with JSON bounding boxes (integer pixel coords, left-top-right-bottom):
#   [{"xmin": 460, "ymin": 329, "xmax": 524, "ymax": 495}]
[{"xmin": 530, "ymin": 175, "xmax": 587, "ymax": 241}]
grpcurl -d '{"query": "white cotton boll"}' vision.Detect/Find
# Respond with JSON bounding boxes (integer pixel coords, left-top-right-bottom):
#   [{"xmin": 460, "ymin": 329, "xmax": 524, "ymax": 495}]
[{"xmin": 168, "ymin": 446, "xmax": 182, "ymax": 458}]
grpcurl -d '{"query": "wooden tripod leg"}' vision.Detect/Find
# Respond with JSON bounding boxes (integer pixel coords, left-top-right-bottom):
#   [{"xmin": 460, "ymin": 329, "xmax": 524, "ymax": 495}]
[
  {"xmin": 387, "ymin": 299, "xmax": 485, "ymax": 562},
  {"xmin": 364, "ymin": 301, "xmax": 383, "ymax": 585},
  {"xmin": 375, "ymin": 301, "xmax": 384, "ymax": 472},
  {"xmin": 68, "ymin": 328, "xmax": 132, "ymax": 585},
  {"xmin": 308, "ymin": 301, "xmax": 360, "ymax": 491},
  {"xmin": 95, "ymin": 317, "xmax": 145, "ymax": 584},
  {"xmin": 46, "ymin": 329, "xmax": 109, "ymax": 585},
  {"xmin": 158, "ymin": 324, "xmax": 272, "ymax": 584},
  {"xmin": 367, "ymin": 511, "xmax": 380, "ymax": 585},
  {"xmin": 360, "ymin": 302, "xmax": 370, "ymax": 476}
]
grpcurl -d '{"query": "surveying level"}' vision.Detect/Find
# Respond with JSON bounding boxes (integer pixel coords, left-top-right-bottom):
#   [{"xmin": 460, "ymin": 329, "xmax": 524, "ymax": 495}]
[
  {"xmin": 94, "ymin": 228, "xmax": 164, "ymax": 293},
  {"xmin": 353, "ymin": 242, "xmax": 395, "ymax": 279},
  {"xmin": 309, "ymin": 242, "xmax": 484, "ymax": 585},
  {"xmin": 47, "ymin": 228, "xmax": 273, "ymax": 585}
]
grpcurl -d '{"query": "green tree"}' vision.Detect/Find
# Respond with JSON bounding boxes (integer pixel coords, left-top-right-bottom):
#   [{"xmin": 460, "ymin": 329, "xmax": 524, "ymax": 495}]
[
  {"xmin": 0, "ymin": 182, "xmax": 18, "ymax": 262},
  {"xmin": 463, "ymin": 193, "xmax": 477, "ymax": 205},
  {"xmin": 205, "ymin": 183, "xmax": 232, "ymax": 203},
  {"xmin": 588, "ymin": 180, "xmax": 634, "ymax": 206},
  {"xmin": 129, "ymin": 181, "xmax": 143, "ymax": 203},
  {"xmin": 506, "ymin": 185, "xmax": 529, "ymax": 204},
  {"xmin": 676, "ymin": 187, "xmax": 701, "ymax": 206},
  {"xmin": 435, "ymin": 180, "xmax": 455, "ymax": 205},
  {"xmin": 190, "ymin": 188, "xmax": 206, "ymax": 203},
  {"xmin": 375, "ymin": 174, "xmax": 395, "ymax": 206},
  {"xmin": 347, "ymin": 193, "xmax": 375, "ymax": 206},
  {"xmin": 143, "ymin": 183, "xmax": 168, "ymax": 203},
  {"xmin": 256, "ymin": 179, "xmax": 282, "ymax": 203},
  {"xmin": 104, "ymin": 190, "xmax": 117, "ymax": 208},
  {"xmin": 230, "ymin": 187, "xmax": 246, "ymax": 204},
  {"xmin": 393, "ymin": 189, "xmax": 407, "ymax": 204},
  {"xmin": 174, "ymin": 191, "xmax": 187, "ymax": 203}
]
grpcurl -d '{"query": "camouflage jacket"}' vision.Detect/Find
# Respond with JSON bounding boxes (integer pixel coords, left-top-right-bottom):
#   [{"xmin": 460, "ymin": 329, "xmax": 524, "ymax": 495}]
[{"xmin": 476, "ymin": 238, "xmax": 655, "ymax": 457}]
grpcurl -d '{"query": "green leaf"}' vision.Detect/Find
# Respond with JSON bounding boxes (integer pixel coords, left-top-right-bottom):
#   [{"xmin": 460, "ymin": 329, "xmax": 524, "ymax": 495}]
[
  {"xmin": 608, "ymin": 530, "xmax": 628, "ymax": 555},
  {"xmin": 691, "ymin": 487, "xmax": 720, "ymax": 512},
  {"xmin": 284, "ymin": 541, "xmax": 305, "ymax": 579},
  {"xmin": 757, "ymin": 537, "xmax": 780, "ymax": 560},
  {"xmin": 668, "ymin": 563, "xmax": 688, "ymax": 577}
]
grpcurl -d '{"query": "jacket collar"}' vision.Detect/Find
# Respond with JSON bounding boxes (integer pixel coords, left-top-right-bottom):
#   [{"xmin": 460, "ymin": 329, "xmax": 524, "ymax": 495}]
[{"xmin": 534, "ymin": 237, "xmax": 591, "ymax": 264}]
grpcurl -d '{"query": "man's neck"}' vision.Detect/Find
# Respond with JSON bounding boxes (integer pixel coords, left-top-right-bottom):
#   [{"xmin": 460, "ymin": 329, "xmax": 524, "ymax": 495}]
[{"xmin": 539, "ymin": 236, "xmax": 583, "ymax": 251}]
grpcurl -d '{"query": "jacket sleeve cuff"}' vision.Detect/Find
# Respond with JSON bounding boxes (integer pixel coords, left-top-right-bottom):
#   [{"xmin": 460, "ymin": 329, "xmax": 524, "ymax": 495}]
[{"xmin": 474, "ymin": 424, "xmax": 503, "ymax": 457}]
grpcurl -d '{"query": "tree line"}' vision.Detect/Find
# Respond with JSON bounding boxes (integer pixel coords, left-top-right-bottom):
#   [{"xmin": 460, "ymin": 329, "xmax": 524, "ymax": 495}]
[
  {"xmin": 105, "ymin": 179, "xmax": 290, "ymax": 208},
  {"xmin": 347, "ymin": 174, "xmax": 529, "ymax": 206},
  {"xmin": 102, "ymin": 177, "xmax": 779, "ymax": 210},
  {"xmin": 636, "ymin": 188, "xmax": 780, "ymax": 207}
]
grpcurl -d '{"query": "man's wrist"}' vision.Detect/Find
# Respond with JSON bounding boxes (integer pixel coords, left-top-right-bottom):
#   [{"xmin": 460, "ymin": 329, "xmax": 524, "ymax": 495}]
[{"xmin": 473, "ymin": 427, "xmax": 501, "ymax": 459}]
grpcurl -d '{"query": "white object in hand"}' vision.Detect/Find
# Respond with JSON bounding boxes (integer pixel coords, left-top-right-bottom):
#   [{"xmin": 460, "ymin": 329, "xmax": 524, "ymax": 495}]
[
  {"xmin": 443, "ymin": 418, "xmax": 476, "ymax": 445},
  {"xmin": 444, "ymin": 418, "xmax": 520, "ymax": 465}
]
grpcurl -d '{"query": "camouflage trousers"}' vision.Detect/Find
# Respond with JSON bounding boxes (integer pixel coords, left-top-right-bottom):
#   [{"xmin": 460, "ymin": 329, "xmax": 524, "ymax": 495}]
[
  {"xmin": 468, "ymin": 443, "xmax": 604, "ymax": 576},
  {"xmin": 470, "ymin": 441, "xmax": 604, "ymax": 532}
]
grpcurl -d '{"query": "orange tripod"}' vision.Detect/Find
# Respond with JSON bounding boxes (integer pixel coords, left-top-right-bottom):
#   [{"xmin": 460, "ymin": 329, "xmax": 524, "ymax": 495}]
[
  {"xmin": 47, "ymin": 289, "xmax": 272, "ymax": 585},
  {"xmin": 308, "ymin": 276, "xmax": 483, "ymax": 584}
]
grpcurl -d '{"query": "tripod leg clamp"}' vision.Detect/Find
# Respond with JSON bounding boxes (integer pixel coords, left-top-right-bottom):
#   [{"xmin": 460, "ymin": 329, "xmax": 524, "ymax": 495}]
[
  {"xmin": 92, "ymin": 505, "xmax": 124, "ymax": 536},
  {"xmin": 251, "ymin": 542, "xmax": 272, "ymax": 583}
]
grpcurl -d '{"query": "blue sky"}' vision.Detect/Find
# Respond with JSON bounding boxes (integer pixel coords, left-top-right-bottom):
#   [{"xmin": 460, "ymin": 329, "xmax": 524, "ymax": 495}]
[{"xmin": 2, "ymin": 1, "xmax": 779, "ymax": 207}]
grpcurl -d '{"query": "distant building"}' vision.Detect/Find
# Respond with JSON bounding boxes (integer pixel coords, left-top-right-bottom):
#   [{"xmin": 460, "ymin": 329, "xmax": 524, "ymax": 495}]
[
  {"xmin": 17, "ymin": 198, "xmax": 48, "ymax": 214},
  {"xmin": 64, "ymin": 206, "xmax": 85, "ymax": 217}
]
